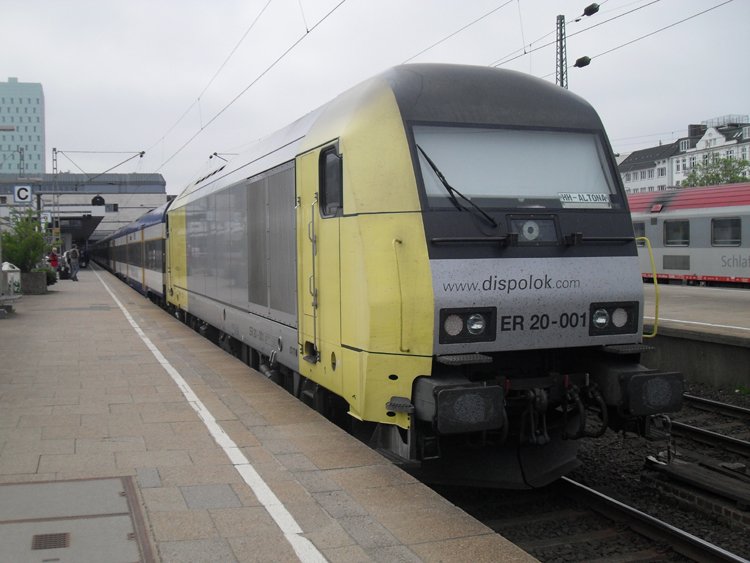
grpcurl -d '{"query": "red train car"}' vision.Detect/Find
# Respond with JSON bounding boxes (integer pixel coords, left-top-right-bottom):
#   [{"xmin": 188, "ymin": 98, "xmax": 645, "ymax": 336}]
[{"xmin": 629, "ymin": 183, "xmax": 750, "ymax": 286}]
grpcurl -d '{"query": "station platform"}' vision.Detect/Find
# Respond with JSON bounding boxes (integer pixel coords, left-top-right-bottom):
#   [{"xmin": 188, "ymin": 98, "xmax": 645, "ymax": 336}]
[
  {"xmin": 641, "ymin": 283, "xmax": 750, "ymax": 390},
  {"xmin": 0, "ymin": 267, "xmax": 533, "ymax": 563},
  {"xmin": 643, "ymin": 282, "xmax": 750, "ymax": 343}
]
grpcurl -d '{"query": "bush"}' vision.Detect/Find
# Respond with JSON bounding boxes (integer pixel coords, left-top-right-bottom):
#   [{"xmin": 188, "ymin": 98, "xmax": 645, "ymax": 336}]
[
  {"xmin": 33, "ymin": 266, "xmax": 57, "ymax": 286},
  {"xmin": 1, "ymin": 209, "xmax": 46, "ymax": 273}
]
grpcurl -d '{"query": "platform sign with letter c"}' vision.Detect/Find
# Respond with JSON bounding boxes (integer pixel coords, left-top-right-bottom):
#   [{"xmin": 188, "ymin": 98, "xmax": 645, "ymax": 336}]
[{"xmin": 14, "ymin": 185, "xmax": 32, "ymax": 205}]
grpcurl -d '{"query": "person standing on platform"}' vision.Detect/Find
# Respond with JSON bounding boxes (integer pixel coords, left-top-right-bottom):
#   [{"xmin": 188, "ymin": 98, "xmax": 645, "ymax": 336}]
[
  {"xmin": 48, "ymin": 247, "xmax": 60, "ymax": 281},
  {"xmin": 68, "ymin": 244, "xmax": 80, "ymax": 281},
  {"xmin": 48, "ymin": 248, "xmax": 59, "ymax": 271}
]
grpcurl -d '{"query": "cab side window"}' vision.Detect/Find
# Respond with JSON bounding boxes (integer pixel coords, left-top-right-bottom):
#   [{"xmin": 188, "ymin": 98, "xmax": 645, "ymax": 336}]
[{"xmin": 319, "ymin": 146, "xmax": 342, "ymax": 217}]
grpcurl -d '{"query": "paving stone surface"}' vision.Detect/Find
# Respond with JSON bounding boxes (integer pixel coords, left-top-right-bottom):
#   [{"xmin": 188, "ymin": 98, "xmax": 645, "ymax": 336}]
[{"xmin": 0, "ymin": 267, "xmax": 534, "ymax": 562}]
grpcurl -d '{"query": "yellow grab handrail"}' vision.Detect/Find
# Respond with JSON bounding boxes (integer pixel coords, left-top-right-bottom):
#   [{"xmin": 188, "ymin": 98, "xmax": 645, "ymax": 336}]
[{"xmin": 637, "ymin": 236, "xmax": 659, "ymax": 338}]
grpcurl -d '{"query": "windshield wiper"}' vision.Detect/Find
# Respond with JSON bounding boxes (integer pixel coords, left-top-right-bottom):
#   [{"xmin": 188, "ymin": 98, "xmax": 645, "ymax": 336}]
[{"xmin": 416, "ymin": 144, "xmax": 498, "ymax": 228}]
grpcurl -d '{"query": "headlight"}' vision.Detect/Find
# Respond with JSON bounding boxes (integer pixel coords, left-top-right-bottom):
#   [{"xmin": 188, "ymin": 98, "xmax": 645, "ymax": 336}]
[
  {"xmin": 466, "ymin": 314, "xmax": 486, "ymax": 335},
  {"xmin": 444, "ymin": 314, "xmax": 464, "ymax": 337},
  {"xmin": 612, "ymin": 307, "xmax": 628, "ymax": 328},
  {"xmin": 589, "ymin": 302, "xmax": 639, "ymax": 335},
  {"xmin": 592, "ymin": 308, "xmax": 610, "ymax": 329},
  {"xmin": 439, "ymin": 308, "xmax": 496, "ymax": 344}
]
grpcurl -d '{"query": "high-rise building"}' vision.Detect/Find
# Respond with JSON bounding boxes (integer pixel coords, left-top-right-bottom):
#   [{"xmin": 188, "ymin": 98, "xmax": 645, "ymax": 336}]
[{"xmin": 0, "ymin": 77, "xmax": 45, "ymax": 175}]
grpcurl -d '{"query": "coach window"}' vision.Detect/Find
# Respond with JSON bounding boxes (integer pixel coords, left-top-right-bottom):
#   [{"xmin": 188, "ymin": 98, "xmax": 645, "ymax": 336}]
[
  {"xmin": 664, "ymin": 220, "xmax": 689, "ymax": 247},
  {"xmin": 319, "ymin": 146, "xmax": 342, "ymax": 217},
  {"xmin": 711, "ymin": 217, "xmax": 741, "ymax": 246},
  {"xmin": 633, "ymin": 222, "xmax": 645, "ymax": 246}
]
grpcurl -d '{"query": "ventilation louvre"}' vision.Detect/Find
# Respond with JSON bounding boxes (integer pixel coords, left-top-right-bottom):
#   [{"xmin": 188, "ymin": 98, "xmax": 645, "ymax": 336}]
[{"xmin": 31, "ymin": 532, "xmax": 70, "ymax": 550}]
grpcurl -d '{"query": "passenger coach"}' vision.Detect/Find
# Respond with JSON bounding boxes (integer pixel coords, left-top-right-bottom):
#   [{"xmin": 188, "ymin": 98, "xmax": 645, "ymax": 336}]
[
  {"xmin": 629, "ymin": 183, "xmax": 750, "ymax": 286},
  {"xmin": 93, "ymin": 201, "xmax": 170, "ymax": 303}
]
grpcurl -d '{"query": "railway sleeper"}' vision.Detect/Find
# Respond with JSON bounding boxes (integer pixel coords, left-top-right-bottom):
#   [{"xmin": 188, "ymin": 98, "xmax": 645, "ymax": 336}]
[{"xmin": 647, "ymin": 455, "xmax": 750, "ymax": 510}]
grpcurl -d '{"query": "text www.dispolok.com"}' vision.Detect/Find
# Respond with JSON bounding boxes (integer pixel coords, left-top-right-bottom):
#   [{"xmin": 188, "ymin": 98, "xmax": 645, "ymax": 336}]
[{"xmin": 442, "ymin": 274, "xmax": 581, "ymax": 294}]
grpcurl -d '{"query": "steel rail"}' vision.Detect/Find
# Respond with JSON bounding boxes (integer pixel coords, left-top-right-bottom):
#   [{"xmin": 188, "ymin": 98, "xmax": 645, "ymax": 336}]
[
  {"xmin": 671, "ymin": 420, "xmax": 750, "ymax": 458},
  {"xmin": 560, "ymin": 477, "xmax": 749, "ymax": 563},
  {"xmin": 683, "ymin": 394, "xmax": 750, "ymax": 419}
]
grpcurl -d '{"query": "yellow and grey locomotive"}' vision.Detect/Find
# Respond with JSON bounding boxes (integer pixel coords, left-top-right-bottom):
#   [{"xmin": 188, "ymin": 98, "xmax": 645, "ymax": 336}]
[{"xmin": 104, "ymin": 64, "xmax": 684, "ymax": 487}]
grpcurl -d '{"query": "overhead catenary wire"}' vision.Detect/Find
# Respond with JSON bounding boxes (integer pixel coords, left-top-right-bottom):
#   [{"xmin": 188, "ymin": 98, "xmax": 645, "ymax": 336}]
[
  {"xmin": 58, "ymin": 152, "xmax": 88, "ymax": 176},
  {"xmin": 612, "ymin": 129, "xmax": 687, "ymax": 143},
  {"xmin": 146, "ymin": 0, "xmax": 275, "ymax": 154},
  {"xmin": 156, "ymin": 0, "xmax": 349, "ymax": 173},
  {"xmin": 296, "ymin": 0, "xmax": 310, "ymax": 32},
  {"xmin": 403, "ymin": 0, "xmax": 616, "ymax": 67},
  {"xmin": 585, "ymin": 0, "xmax": 734, "ymax": 64},
  {"xmin": 57, "ymin": 150, "xmax": 145, "ymax": 178},
  {"xmin": 491, "ymin": 0, "xmax": 620, "ymax": 69},
  {"xmin": 490, "ymin": 0, "xmax": 663, "ymax": 68},
  {"xmin": 144, "ymin": 0, "xmax": 736, "ymax": 185},
  {"xmin": 489, "ymin": 0, "xmax": 611, "ymax": 67},
  {"xmin": 150, "ymin": 0, "xmax": 670, "ymax": 164},
  {"xmin": 58, "ymin": 150, "xmax": 144, "ymax": 154},
  {"xmin": 539, "ymin": 0, "xmax": 735, "ymax": 79},
  {"xmin": 402, "ymin": 0, "xmax": 514, "ymax": 64},
  {"xmin": 84, "ymin": 152, "xmax": 144, "ymax": 183},
  {"xmin": 515, "ymin": 0, "xmax": 527, "ymax": 55},
  {"xmin": 56, "ymin": 151, "xmax": 145, "ymax": 190}
]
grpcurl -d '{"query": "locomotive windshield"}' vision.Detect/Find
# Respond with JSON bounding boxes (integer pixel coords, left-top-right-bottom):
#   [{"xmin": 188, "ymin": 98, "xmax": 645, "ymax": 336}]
[{"xmin": 413, "ymin": 125, "xmax": 621, "ymax": 210}]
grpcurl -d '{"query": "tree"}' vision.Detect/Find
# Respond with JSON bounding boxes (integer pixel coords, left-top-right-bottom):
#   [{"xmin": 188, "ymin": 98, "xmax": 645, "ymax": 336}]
[
  {"xmin": 681, "ymin": 156, "xmax": 750, "ymax": 187},
  {"xmin": 0, "ymin": 208, "xmax": 46, "ymax": 272}
]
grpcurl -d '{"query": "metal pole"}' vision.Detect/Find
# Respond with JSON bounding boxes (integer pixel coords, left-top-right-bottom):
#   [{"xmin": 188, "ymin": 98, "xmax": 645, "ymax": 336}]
[{"xmin": 556, "ymin": 15, "xmax": 568, "ymax": 89}]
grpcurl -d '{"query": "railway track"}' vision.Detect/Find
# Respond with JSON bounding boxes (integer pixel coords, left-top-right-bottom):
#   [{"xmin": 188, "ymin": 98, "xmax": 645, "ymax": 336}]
[
  {"xmin": 670, "ymin": 420, "xmax": 750, "ymax": 457},
  {"xmin": 436, "ymin": 476, "xmax": 748, "ymax": 562},
  {"xmin": 642, "ymin": 393, "xmax": 750, "ymax": 523},
  {"xmin": 683, "ymin": 394, "xmax": 750, "ymax": 424},
  {"xmin": 668, "ymin": 393, "xmax": 750, "ymax": 462},
  {"xmin": 559, "ymin": 477, "xmax": 748, "ymax": 563},
  {"xmin": 437, "ymin": 392, "xmax": 750, "ymax": 560}
]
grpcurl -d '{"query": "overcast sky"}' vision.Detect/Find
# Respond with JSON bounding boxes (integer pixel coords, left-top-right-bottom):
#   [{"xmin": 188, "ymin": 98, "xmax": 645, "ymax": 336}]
[{"xmin": 3, "ymin": 0, "xmax": 747, "ymax": 194}]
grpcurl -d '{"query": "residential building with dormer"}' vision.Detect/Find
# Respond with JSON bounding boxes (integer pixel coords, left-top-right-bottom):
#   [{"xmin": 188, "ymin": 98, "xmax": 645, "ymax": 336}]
[{"xmin": 619, "ymin": 115, "xmax": 750, "ymax": 193}]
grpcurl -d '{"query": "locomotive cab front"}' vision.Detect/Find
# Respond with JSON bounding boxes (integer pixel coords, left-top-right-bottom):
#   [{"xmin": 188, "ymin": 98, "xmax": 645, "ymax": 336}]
[{"xmin": 331, "ymin": 65, "xmax": 685, "ymax": 487}]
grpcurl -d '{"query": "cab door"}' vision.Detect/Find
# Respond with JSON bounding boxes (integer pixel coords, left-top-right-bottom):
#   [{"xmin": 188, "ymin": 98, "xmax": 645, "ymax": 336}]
[{"xmin": 297, "ymin": 144, "xmax": 343, "ymax": 390}]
